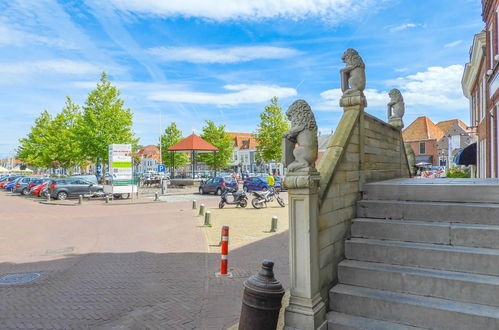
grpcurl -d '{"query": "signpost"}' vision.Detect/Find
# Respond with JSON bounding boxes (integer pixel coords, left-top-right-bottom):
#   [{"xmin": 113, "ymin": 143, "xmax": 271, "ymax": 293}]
[
  {"xmin": 103, "ymin": 144, "xmax": 137, "ymax": 199},
  {"xmin": 157, "ymin": 164, "xmax": 166, "ymax": 173}
]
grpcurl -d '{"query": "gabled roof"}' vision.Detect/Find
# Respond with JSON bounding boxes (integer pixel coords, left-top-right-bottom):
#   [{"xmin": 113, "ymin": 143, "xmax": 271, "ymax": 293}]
[
  {"xmin": 403, "ymin": 116, "xmax": 445, "ymax": 141},
  {"xmin": 136, "ymin": 145, "xmax": 160, "ymax": 161},
  {"xmin": 436, "ymin": 119, "xmax": 468, "ymax": 134},
  {"xmin": 227, "ymin": 132, "xmax": 259, "ymax": 149},
  {"xmin": 168, "ymin": 134, "xmax": 218, "ymax": 152}
]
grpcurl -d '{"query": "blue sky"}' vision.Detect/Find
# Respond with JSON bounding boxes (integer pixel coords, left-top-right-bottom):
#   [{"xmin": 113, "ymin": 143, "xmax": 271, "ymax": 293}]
[{"xmin": 0, "ymin": 0, "xmax": 484, "ymax": 158}]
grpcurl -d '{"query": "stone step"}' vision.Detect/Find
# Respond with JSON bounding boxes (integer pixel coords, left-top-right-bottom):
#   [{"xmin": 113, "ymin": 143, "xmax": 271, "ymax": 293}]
[
  {"xmin": 326, "ymin": 311, "xmax": 425, "ymax": 330},
  {"xmin": 357, "ymin": 199, "xmax": 499, "ymax": 225},
  {"xmin": 338, "ymin": 260, "xmax": 499, "ymax": 307},
  {"xmin": 362, "ymin": 178, "xmax": 499, "ymax": 203},
  {"xmin": 329, "ymin": 284, "xmax": 499, "ymax": 330},
  {"xmin": 345, "ymin": 238, "xmax": 499, "ymax": 276},
  {"xmin": 351, "ymin": 218, "xmax": 499, "ymax": 248}
]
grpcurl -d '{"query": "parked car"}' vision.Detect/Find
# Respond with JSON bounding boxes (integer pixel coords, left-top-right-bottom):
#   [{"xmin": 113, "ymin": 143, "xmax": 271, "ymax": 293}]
[
  {"xmin": 30, "ymin": 180, "xmax": 51, "ymax": 197},
  {"xmin": 274, "ymin": 176, "xmax": 284, "ymax": 191},
  {"xmin": 199, "ymin": 176, "xmax": 238, "ymax": 195},
  {"xmin": 49, "ymin": 178, "xmax": 104, "ymax": 200},
  {"xmin": 12, "ymin": 177, "xmax": 43, "ymax": 195},
  {"xmin": 70, "ymin": 175, "xmax": 98, "ymax": 184},
  {"xmin": 243, "ymin": 176, "xmax": 270, "ymax": 192},
  {"xmin": 0, "ymin": 176, "xmax": 21, "ymax": 189},
  {"xmin": 5, "ymin": 177, "xmax": 23, "ymax": 191}
]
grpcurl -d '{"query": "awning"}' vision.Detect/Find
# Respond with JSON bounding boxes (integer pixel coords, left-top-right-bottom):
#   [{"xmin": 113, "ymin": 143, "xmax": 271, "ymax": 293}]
[
  {"xmin": 415, "ymin": 155, "xmax": 433, "ymax": 166},
  {"xmin": 456, "ymin": 142, "xmax": 476, "ymax": 165}
]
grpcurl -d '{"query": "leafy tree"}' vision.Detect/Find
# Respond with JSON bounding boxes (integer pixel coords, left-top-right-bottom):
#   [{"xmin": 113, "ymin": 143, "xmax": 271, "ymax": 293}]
[
  {"xmin": 77, "ymin": 72, "xmax": 138, "ymax": 164},
  {"xmin": 17, "ymin": 110, "xmax": 53, "ymax": 168},
  {"xmin": 254, "ymin": 96, "xmax": 289, "ymax": 162},
  {"xmin": 49, "ymin": 97, "xmax": 83, "ymax": 171},
  {"xmin": 160, "ymin": 122, "xmax": 188, "ymax": 169},
  {"xmin": 197, "ymin": 120, "xmax": 234, "ymax": 168}
]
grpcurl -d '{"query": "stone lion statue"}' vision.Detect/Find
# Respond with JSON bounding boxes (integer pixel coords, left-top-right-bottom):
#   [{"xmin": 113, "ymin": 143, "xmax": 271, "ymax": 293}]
[
  {"xmin": 340, "ymin": 48, "xmax": 366, "ymax": 96},
  {"xmin": 283, "ymin": 100, "xmax": 318, "ymax": 173},
  {"xmin": 387, "ymin": 88, "xmax": 405, "ymax": 128}
]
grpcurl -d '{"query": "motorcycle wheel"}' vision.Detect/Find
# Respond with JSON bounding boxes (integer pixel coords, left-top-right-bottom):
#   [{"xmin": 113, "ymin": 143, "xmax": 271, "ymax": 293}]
[
  {"xmin": 251, "ymin": 198, "xmax": 263, "ymax": 209},
  {"xmin": 219, "ymin": 201, "xmax": 225, "ymax": 209},
  {"xmin": 277, "ymin": 196, "xmax": 285, "ymax": 207},
  {"xmin": 239, "ymin": 199, "xmax": 248, "ymax": 208}
]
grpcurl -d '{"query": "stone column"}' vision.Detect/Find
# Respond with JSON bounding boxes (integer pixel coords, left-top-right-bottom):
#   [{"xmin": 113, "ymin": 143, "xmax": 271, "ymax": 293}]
[{"xmin": 284, "ymin": 171, "xmax": 326, "ymax": 330}]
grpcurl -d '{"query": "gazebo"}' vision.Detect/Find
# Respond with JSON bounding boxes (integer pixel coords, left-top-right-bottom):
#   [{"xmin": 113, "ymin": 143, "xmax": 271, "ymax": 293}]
[{"xmin": 167, "ymin": 133, "xmax": 219, "ymax": 179}]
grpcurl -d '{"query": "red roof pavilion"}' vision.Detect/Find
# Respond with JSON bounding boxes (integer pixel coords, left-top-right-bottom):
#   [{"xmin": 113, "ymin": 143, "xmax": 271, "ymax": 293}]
[{"xmin": 167, "ymin": 133, "xmax": 218, "ymax": 152}]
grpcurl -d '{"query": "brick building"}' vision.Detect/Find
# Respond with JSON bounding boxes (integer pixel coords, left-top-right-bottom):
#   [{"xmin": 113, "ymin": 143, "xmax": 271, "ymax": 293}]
[
  {"xmin": 403, "ymin": 116, "xmax": 473, "ymax": 168},
  {"xmin": 462, "ymin": 0, "xmax": 499, "ymax": 177}
]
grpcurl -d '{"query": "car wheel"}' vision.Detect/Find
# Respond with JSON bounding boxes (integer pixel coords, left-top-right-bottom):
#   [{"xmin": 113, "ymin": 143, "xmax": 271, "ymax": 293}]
[
  {"xmin": 262, "ymin": 187, "xmax": 268, "ymax": 192},
  {"xmin": 22, "ymin": 188, "xmax": 29, "ymax": 195},
  {"xmin": 243, "ymin": 186, "xmax": 249, "ymax": 192},
  {"xmin": 57, "ymin": 191, "xmax": 68, "ymax": 200},
  {"xmin": 199, "ymin": 187, "xmax": 204, "ymax": 195},
  {"xmin": 216, "ymin": 188, "xmax": 222, "ymax": 196}
]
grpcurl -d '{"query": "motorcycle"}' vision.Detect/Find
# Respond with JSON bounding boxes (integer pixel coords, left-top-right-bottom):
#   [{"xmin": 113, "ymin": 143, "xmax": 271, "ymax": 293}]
[
  {"xmin": 251, "ymin": 187, "xmax": 286, "ymax": 209},
  {"xmin": 219, "ymin": 187, "xmax": 248, "ymax": 208}
]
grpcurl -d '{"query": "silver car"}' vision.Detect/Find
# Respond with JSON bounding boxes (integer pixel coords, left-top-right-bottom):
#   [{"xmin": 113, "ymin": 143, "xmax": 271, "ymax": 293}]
[{"xmin": 49, "ymin": 178, "xmax": 104, "ymax": 200}]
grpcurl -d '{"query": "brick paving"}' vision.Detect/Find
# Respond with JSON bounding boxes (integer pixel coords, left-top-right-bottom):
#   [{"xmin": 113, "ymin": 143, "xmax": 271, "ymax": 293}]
[{"xmin": 0, "ymin": 192, "xmax": 289, "ymax": 329}]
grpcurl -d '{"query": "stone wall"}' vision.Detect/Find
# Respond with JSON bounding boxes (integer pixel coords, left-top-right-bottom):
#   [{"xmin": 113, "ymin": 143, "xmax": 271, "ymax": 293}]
[{"xmin": 316, "ymin": 109, "xmax": 410, "ymax": 301}]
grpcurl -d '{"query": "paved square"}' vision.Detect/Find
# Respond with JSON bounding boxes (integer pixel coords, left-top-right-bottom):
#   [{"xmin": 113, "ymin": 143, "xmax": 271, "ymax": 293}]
[{"xmin": 0, "ymin": 192, "xmax": 289, "ymax": 329}]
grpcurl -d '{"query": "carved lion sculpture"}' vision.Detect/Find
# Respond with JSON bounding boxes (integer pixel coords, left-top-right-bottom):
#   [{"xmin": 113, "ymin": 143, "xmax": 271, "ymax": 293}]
[
  {"xmin": 340, "ymin": 48, "xmax": 366, "ymax": 96},
  {"xmin": 283, "ymin": 100, "xmax": 318, "ymax": 173},
  {"xmin": 387, "ymin": 88, "xmax": 405, "ymax": 120}
]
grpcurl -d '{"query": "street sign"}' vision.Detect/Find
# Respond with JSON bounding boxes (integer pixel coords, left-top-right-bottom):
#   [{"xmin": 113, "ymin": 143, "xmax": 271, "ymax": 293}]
[{"xmin": 157, "ymin": 164, "xmax": 166, "ymax": 173}]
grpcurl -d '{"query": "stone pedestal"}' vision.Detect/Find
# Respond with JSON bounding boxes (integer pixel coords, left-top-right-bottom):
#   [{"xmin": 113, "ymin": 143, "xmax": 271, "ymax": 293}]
[
  {"xmin": 389, "ymin": 116, "xmax": 404, "ymax": 129},
  {"xmin": 284, "ymin": 171, "xmax": 326, "ymax": 330}
]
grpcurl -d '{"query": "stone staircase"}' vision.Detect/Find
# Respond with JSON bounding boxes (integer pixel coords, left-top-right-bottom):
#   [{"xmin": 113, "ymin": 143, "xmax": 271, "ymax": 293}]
[{"xmin": 326, "ymin": 178, "xmax": 499, "ymax": 330}]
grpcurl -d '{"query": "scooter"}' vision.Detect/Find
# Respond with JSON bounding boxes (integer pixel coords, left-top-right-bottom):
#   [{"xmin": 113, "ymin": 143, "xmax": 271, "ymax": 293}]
[
  {"xmin": 251, "ymin": 187, "xmax": 286, "ymax": 209},
  {"xmin": 219, "ymin": 187, "xmax": 248, "ymax": 208}
]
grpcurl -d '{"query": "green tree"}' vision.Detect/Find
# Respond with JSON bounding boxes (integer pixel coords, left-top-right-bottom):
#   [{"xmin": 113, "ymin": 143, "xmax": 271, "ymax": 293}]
[
  {"xmin": 160, "ymin": 122, "xmax": 188, "ymax": 169},
  {"xmin": 197, "ymin": 120, "xmax": 234, "ymax": 168},
  {"xmin": 17, "ymin": 110, "xmax": 54, "ymax": 168},
  {"xmin": 49, "ymin": 97, "xmax": 83, "ymax": 171},
  {"xmin": 254, "ymin": 96, "xmax": 289, "ymax": 162},
  {"xmin": 77, "ymin": 72, "xmax": 138, "ymax": 164}
]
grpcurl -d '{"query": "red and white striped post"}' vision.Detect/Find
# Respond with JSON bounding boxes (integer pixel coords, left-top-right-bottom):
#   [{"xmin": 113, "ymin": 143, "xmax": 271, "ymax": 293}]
[{"xmin": 216, "ymin": 225, "xmax": 232, "ymax": 277}]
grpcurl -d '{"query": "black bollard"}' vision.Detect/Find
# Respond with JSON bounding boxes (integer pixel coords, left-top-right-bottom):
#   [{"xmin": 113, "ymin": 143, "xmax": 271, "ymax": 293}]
[{"xmin": 239, "ymin": 260, "xmax": 285, "ymax": 330}]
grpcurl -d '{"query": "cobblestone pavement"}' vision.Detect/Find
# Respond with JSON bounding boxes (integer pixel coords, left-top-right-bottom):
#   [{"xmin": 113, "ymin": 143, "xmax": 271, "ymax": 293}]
[{"xmin": 0, "ymin": 192, "xmax": 288, "ymax": 329}]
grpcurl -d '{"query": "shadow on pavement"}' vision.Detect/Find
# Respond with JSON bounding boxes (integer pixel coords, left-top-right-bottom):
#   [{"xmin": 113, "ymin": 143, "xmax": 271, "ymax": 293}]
[{"xmin": 0, "ymin": 231, "xmax": 289, "ymax": 330}]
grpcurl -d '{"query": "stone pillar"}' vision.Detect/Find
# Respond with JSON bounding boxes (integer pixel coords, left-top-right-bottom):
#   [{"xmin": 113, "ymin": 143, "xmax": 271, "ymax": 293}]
[{"xmin": 284, "ymin": 171, "xmax": 326, "ymax": 330}]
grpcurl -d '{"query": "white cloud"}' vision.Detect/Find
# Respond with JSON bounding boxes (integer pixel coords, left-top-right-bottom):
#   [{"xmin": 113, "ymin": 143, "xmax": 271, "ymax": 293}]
[
  {"xmin": 444, "ymin": 40, "xmax": 463, "ymax": 48},
  {"xmin": 395, "ymin": 67, "xmax": 409, "ymax": 72},
  {"xmin": 148, "ymin": 46, "xmax": 300, "ymax": 64},
  {"xmin": 0, "ymin": 60, "xmax": 103, "ymax": 75},
  {"xmin": 389, "ymin": 23, "xmax": 418, "ymax": 32},
  {"xmin": 0, "ymin": 21, "xmax": 76, "ymax": 49},
  {"xmin": 148, "ymin": 84, "xmax": 297, "ymax": 106},
  {"xmin": 108, "ymin": 0, "xmax": 384, "ymax": 22},
  {"xmin": 317, "ymin": 65, "xmax": 467, "ymax": 111},
  {"xmin": 316, "ymin": 88, "xmax": 389, "ymax": 111}
]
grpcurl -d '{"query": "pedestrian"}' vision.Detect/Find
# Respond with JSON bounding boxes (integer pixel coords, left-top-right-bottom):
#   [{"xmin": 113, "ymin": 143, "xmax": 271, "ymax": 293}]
[{"xmin": 267, "ymin": 172, "xmax": 275, "ymax": 187}]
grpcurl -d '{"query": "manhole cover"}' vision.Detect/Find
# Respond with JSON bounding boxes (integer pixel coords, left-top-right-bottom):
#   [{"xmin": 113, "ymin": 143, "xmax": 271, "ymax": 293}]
[{"xmin": 0, "ymin": 272, "xmax": 43, "ymax": 285}]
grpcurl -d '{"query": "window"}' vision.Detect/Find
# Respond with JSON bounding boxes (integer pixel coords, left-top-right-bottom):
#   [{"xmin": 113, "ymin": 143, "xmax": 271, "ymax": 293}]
[
  {"xmin": 419, "ymin": 142, "xmax": 426, "ymax": 154},
  {"xmin": 490, "ymin": 26, "xmax": 495, "ymax": 69},
  {"xmin": 439, "ymin": 157, "xmax": 447, "ymax": 167}
]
